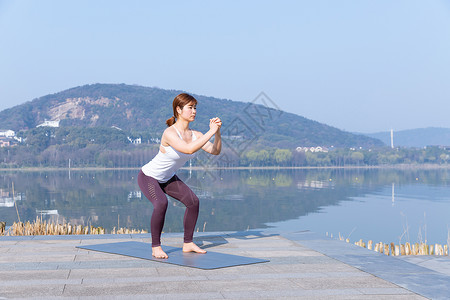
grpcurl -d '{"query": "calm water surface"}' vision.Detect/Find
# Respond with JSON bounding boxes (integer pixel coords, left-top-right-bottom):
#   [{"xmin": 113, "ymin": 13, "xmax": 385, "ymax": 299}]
[{"xmin": 1, "ymin": 168, "xmax": 450, "ymax": 244}]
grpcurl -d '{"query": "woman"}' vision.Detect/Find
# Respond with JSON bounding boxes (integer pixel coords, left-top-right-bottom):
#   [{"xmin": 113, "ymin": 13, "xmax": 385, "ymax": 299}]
[{"xmin": 138, "ymin": 93, "xmax": 222, "ymax": 259}]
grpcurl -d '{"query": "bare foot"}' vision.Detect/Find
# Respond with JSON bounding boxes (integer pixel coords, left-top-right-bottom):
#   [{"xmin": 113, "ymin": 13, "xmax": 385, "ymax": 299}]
[
  {"xmin": 152, "ymin": 246, "xmax": 168, "ymax": 259},
  {"xmin": 183, "ymin": 242, "xmax": 207, "ymax": 254}
]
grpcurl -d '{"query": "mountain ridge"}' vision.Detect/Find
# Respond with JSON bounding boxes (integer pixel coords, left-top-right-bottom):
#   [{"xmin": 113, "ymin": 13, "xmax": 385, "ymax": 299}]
[
  {"xmin": 0, "ymin": 83, "xmax": 383, "ymax": 149},
  {"xmin": 364, "ymin": 127, "xmax": 450, "ymax": 148}
]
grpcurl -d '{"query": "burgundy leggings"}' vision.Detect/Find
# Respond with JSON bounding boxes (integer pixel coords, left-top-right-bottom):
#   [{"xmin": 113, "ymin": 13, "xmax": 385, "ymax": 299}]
[{"xmin": 137, "ymin": 170, "xmax": 199, "ymax": 247}]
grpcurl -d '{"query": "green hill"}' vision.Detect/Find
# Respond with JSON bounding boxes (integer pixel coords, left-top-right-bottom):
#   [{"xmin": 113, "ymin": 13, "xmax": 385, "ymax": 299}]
[{"xmin": 0, "ymin": 83, "xmax": 383, "ymax": 149}]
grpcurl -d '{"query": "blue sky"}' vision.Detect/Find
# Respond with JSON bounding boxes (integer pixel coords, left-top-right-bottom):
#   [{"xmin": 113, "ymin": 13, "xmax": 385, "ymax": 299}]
[{"xmin": 1, "ymin": 0, "xmax": 449, "ymax": 133}]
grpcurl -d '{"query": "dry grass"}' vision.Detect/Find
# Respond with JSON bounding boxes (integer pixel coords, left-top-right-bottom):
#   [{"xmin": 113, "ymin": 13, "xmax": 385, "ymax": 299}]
[
  {"xmin": 347, "ymin": 237, "xmax": 448, "ymax": 256},
  {"xmin": 0, "ymin": 217, "xmax": 147, "ymax": 236}
]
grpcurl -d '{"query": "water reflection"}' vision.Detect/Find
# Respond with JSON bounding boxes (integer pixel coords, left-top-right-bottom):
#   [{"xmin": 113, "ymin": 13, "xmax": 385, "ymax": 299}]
[
  {"xmin": 0, "ymin": 188, "xmax": 24, "ymax": 208},
  {"xmin": 0, "ymin": 168, "xmax": 449, "ymax": 244}
]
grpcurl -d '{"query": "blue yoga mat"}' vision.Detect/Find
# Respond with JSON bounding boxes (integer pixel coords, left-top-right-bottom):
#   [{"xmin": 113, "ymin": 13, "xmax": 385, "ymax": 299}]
[{"xmin": 77, "ymin": 241, "xmax": 269, "ymax": 270}]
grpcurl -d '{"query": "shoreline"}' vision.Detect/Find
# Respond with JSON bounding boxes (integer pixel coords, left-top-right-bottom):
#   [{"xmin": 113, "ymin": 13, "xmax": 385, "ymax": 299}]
[{"xmin": 0, "ymin": 163, "xmax": 450, "ymax": 172}]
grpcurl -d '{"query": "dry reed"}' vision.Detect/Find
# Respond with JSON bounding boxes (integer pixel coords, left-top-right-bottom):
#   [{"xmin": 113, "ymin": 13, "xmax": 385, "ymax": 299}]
[
  {"xmin": 345, "ymin": 236, "xmax": 449, "ymax": 256},
  {"xmin": 0, "ymin": 218, "xmax": 147, "ymax": 236}
]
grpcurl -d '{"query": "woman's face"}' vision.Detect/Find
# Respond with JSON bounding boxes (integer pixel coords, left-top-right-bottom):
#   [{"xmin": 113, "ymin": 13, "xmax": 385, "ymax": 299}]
[{"xmin": 178, "ymin": 102, "xmax": 197, "ymax": 122}]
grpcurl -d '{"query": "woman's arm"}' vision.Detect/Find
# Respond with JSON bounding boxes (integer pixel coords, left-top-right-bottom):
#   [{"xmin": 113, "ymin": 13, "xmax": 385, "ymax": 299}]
[
  {"xmin": 163, "ymin": 119, "xmax": 220, "ymax": 154},
  {"xmin": 199, "ymin": 128, "xmax": 221, "ymax": 155},
  {"xmin": 198, "ymin": 118, "xmax": 221, "ymax": 155}
]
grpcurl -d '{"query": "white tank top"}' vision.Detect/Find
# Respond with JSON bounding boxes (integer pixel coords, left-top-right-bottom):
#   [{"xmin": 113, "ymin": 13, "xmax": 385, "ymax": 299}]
[{"xmin": 141, "ymin": 126, "xmax": 197, "ymax": 183}]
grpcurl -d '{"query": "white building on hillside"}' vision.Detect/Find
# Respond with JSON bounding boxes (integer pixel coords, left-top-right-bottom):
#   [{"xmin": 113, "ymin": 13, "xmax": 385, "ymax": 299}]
[
  {"xmin": 0, "ymin": 130, "xmax": 18, "ymax": 147},
  {"xmin": 0, "ymin": 137, "xmax": 11, "ymax": 148},
  {"xmin": 128, "ymin": 137, "xmax": 142, "ymax": 144},
  {"xmin": 0, "ymin": 129, "xmax": 15, "ymax": 137},
  {"xmin": 296, "ymin": 146, "xmax": 329, "ymax": 153},
  {"xmin": 37, "ymin": 120, "xmax": 60, "ymax": 128}
]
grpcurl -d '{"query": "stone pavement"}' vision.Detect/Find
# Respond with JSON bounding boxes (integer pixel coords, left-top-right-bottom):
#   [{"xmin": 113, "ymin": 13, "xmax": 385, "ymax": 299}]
[{"xmin": 0, "ymin": 230, "xmax": 448, "ymax": 299}]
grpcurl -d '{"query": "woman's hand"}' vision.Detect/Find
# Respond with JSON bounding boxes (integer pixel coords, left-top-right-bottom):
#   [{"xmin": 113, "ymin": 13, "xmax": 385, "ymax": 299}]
[
  {"xmin": 215, "ymin": 117, "xmax": 222, "ymax": 128},
  {"xmin": 209, "ymin": 117, "xmax": 222, "ymax": 132},
  {"xmin": 210, "ymin": 117, "xmax": 222, "ymax": 129}
]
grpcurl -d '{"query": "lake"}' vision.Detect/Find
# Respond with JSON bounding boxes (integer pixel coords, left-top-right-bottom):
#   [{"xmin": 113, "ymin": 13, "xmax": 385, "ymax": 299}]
[{"xmin": 1, "ymin": 168, "xmax": 450, "ymax": 245}]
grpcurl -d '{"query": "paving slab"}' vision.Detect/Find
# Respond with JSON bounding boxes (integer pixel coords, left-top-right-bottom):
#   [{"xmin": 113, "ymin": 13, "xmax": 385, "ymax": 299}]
[
  {"xmin": 0, "ymin": 231, "xmax": 437, "ymax": 299},
  {"xmin": 0, "ymin": 269, "xmax": 70, "ymax": 281},
  {"xmin": 399, "ymin": 255, "xmax": 450, "ymax": 276},
  {"xmin": 283, "ymin": 230, "xmax": 450, "ymax": 300}
]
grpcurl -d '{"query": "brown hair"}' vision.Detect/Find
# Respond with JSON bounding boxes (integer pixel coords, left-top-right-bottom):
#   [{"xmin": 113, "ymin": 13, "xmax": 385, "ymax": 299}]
[{"xmin": 165, "ymin": 93, "xmax": 198, "ymax": 127}]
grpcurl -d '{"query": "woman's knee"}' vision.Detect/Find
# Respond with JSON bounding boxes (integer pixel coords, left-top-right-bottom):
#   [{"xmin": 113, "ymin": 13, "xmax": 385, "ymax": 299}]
[
  {"xmin": 186, "ymin": 193, "xmax": 199, "ymax": 209},
  {"xmin": 153, "ymin": 198, "xmax": 168, "ymax": 213}
]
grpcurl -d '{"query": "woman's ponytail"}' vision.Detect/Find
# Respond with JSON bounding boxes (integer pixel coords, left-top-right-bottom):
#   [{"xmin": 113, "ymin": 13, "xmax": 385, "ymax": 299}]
[{"xmin": 166, "ymin": 116, "xmax": 176, "ymax": 127}]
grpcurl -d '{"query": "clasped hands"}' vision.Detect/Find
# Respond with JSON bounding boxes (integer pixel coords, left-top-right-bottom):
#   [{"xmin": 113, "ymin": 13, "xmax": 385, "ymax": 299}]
[{"xmin": 209, "ymin": 117, "xmax": 222, "ymax": 132}]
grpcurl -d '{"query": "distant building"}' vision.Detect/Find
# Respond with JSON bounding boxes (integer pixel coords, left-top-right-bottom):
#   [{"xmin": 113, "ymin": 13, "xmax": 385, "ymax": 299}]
[
  {"xmin": 296, "ymin": 146, "xmax": 329, "ymax": 153},
  {"xmin": 426, "ymin": 145, "xmax": 450, "ymax": 151},
  {"xmin": 127, "ymin": 137, "xmax": 142, "ymax": 144},
  {"xmin": 0, "ymin": 137, "xmax": 11, "ymax": 147},
  {"xmin": 0, "ymin": 130, "xmax": 19, "ymax": 147},
  {"xmin": 390, "ymin": 129, "xmax": 394, "ymax": 149},
  {"xmin": 0, "ymin": 129, "xmax": 15, "ymax": 137},
  {"xmin": 37, "ymin": 120, "xmax": 60, "ymax": 128}
]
